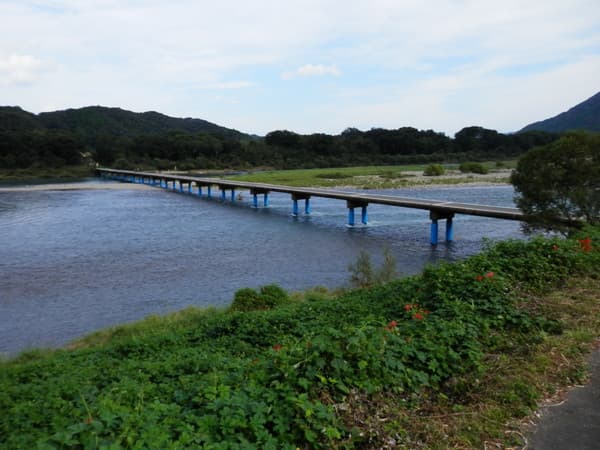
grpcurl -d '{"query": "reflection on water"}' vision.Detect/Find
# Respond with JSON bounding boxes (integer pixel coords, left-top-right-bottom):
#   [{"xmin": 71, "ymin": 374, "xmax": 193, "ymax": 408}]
[{"xmin": 0, "ymin": 181, "xmax": 525, "ymax": 354}]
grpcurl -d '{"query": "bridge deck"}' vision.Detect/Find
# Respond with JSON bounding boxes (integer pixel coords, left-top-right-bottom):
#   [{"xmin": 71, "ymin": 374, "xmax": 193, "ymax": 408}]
[{"xmin": 97, "ymin": 168, "xmax": 523, "ymax": 221}]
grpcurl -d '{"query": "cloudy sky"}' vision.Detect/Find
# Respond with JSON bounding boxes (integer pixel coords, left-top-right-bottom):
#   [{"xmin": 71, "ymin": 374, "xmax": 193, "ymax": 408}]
[{"xmin": 1, "ymin": 0, "xmax": 599, "ymax": 136}]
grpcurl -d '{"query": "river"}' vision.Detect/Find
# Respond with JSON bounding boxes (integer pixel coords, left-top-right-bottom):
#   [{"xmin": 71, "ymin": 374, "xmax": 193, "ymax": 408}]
[{"xmin": 0, "ymin": 180, "xmax": 525, "ymax": 355}]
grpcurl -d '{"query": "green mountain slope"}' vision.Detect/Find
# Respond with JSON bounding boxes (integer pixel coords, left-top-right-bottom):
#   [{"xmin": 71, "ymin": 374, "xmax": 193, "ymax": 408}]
[
  {"xmin": 0, "ymin": 105, "xmax": 244, "ymax": 138},
  {"xmin": 0, "ymin": 106, "xmax": 45, "ymax": 131},
  {"xmin": 520, "ymin": 91, "xmax": 600, "ymax": 133}
]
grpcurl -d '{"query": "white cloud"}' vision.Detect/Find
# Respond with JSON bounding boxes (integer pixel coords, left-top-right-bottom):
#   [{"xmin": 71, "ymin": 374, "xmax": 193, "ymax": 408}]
[
  {"xmin": 0, "ymin": 54, "xmax": 44, "ymax": 85},
  {"xmin": 195, "ymin": 81, "xmax": 256, "ymax": 90},
  {"xmin": 282, "ymin": 64, "xmax": 342, "ymax": 80},
  {"xmin": 0, "ymin": 0, "xmax": 598, "ymax": 134}
]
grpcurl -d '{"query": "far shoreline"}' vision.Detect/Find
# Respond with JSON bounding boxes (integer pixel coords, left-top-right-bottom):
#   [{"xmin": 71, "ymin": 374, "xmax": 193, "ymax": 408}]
[{"xmin": 0, "ymin": 173, "xmax": 512, "ymax": 193}]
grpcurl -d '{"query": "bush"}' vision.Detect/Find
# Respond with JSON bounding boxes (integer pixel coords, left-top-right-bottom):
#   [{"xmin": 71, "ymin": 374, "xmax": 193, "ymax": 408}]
[
  {"xmin": 230, "ymin": 284, "xmax": 289, "ymax": 311},
  {"xmin": 259, "ymin": 284, "xmax": 289, "ymax": 308},
  {"xmin": 230, "ymin": 287, "xmax": 262, "ymax": 311},
  {"xmin": 348, "ymin": 248, "xmax": 398, "ymax": 288},
  {"xmin": 423, "ymin": 164, "xmax": 445, "ymax": 176},
  {"xmin": 459, "ymin": 162, "xmax": 489, "ymax": 174}
]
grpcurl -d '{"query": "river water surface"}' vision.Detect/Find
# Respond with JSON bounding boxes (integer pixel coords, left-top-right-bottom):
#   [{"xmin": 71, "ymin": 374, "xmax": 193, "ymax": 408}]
[{"xmin": 0, "ymin": 180, "xmax": 525, "ymax": 354}]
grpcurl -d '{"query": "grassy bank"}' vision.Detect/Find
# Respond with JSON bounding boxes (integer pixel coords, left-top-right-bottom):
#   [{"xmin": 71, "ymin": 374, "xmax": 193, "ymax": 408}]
[
  {"xmin": 0, "ymin": 165, "xmax": 95, "ymax": 183},
  {"xmin": 1, "ymin": 227, "xmax": 598, "ymax": 449},
  {"xmin": 225, "ymin": 161, "xmax": 516, "ymax": 189}
]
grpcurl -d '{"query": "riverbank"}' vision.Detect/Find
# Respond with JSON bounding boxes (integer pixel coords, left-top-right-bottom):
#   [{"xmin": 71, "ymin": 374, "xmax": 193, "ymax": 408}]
[
  {"xmin": 1, "ymin": 226, "xmax": 598, "ymax": 448},
  {"xmin": 225, "ymin": 163, "xmax": 514, "ymax": 189},
  {"xmin": 0, "ymin": 169, "xmax": 511, "ymax": 193},
  {"xmin": 0, "ymin": 165, "xmax": 94, "ymax": 184}
]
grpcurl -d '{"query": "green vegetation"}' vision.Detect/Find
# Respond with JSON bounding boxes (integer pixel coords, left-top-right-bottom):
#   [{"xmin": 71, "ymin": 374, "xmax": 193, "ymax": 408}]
[
  {"xmin": 511, "ymin": 131, "xmax": 600, "ymax": 232},
  {"xmin": 0, "ymin": 165, "xmax": 95, "ymax": 183},
  {"xmin": 228, "ymin": 165, "xmax": 423, "ymax": 187},
  {"xmin": 459, "ymin": 161, "xmax": 489, "ymax": 174},
  {"xmin": 226, "ymin": 162, "xmax": 513, "ymax": 189},
  {"xmin": 347, "ymin": 248, "xmax": 398, "ymax": 288},
  {"xmin": 230, "ymin": 284, "xmax": 290, "ymax": 312},
  {"xmin": 423, "ymin": 163, "xmax": 445, "ymax": 176},
  {"xmin": 1, "ymin": 106, "xmax": 559, "ymax": 176},
  {"xmin": 1, "ymin": 225, "xmax": 599, "ymax": 448}
]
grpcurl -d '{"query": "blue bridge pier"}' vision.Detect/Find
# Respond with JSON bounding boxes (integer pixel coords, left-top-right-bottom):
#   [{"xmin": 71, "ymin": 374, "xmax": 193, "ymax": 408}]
[
  {"xmin": 97, "ymin": 168, "xmax": 524, "ymax": 246},
  {"xmin": 429, "ymin": 210, "xmax": 455, "ymax": 245},
  {"xmin": 250, "ymin": 188, "xmax": 270, "ymax": 208},
  {"xmin": 291, "ymin": 193, "xmax": 312, "ymax": 216}
]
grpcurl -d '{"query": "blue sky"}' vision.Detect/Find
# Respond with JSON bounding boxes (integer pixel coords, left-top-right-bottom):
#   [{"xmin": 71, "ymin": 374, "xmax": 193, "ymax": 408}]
[{"xmin": 1, "ymin": 0, "xmax": 599, "ymax": 136}]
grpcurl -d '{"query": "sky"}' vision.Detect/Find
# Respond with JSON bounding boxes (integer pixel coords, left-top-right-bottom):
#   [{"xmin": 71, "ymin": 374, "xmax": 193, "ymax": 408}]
[{"xmin": 1, "ymin": 0, "xmax": 599, "ymax": 136}]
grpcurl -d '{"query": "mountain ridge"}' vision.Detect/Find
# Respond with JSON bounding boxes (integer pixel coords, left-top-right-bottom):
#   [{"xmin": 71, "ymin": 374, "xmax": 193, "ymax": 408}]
[
  {"xmin": 0, "ymin": 105, "xmax": 246, "ymax": 138},
  {"xmin": 520, "ymin": 91, "xmax": 600, "ymax": 133}
]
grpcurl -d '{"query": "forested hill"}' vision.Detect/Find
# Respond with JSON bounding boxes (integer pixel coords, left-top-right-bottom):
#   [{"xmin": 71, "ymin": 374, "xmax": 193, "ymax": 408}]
[
  {"xmin": 520, "ymin": 91, "xmax": 600, "ymax": 133},
  {"xmin": 1, "ymin": 105, "xmax": 560, "ymax": 172},
  {"xmin": 0, "ymin": 106, "xmax": 245, "ymax": 138}
]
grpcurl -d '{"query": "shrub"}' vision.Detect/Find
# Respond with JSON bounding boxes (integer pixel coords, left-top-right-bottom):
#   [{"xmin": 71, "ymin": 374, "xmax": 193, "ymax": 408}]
[
  {"xmin": 230, "ymin": 287, "xmax": 263, "ymax": 311},
  {"xmin": 348, "ymin": 248, "xmax": 398, "ymax": 288},
  {"xmin": 259, "ymin": 284, "xmax": 289, "ymax": 308},
  {"xmin": 423, "ymin": 164, "xmax": 445, "ymax": 176},
  {"xmin": 230, "ymin": 284, "xmax": 290, "ymax": 311},
  {"xmin": 459, "ymin": 162, "xmax": 489, "ymax": 174}
]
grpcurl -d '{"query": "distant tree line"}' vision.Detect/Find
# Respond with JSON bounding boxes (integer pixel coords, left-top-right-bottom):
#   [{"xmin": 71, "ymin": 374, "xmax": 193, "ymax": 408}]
[{"xmin": 1, "ymin": 122, "xmax": 560, "ymax": 171}]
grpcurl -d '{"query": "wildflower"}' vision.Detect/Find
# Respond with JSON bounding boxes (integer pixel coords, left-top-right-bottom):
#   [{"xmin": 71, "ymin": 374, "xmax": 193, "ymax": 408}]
[
  {"xmin": 475, "ymin": 275, "xmax": 484, "ymax": 281},
  {"xmin": 579, "ymin": 237, "xmax": 592, "ymax": 253},
  {"xmin": 388, "ymin": 320, "xmax": 398, "ymax": 328},
  {"xmin": 485, "ymin": 272, "xmax": 495, "ymax": 278},
  {"xmin": 413, "ymin": 312, "xmax": 424, "ymax": 320},
  {"xmin": 272, "ymin": 344, "xmax": 282, "ymax": 351},
  {"xmin": 385, "ymin": 320, "xmax": 398, "ymax": 331},
  {"xmin": 404, "ymin": 304, "xmax": 413, "ymax": 311}
]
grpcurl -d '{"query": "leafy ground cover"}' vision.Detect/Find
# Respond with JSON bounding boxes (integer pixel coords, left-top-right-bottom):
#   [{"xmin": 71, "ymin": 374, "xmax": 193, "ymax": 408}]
[
  {"xmin": 0, "ymin": 226, "xmax": 598, "ymax": 449},
  {"xmin": 0, "ymin": 165, "xmax": 94, "ymax": 183},
  {"xmin": 225, "ymin": 162, "xmax": 514, "ymax": 189}
]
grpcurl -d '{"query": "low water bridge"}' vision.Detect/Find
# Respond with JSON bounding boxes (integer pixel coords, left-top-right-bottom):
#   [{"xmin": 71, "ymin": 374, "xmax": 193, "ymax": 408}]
[{"xmin": 96, "ymin": 168, "xmax": 524, "ymax": 245}]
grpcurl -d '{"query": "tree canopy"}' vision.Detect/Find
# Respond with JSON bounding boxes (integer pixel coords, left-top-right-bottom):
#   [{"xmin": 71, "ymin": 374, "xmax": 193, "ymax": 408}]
[
  {"xmin": 1, "ymin": 106, "xmax": 562, "ymax": 172},
  {"xmin": 511, "ymin": 131, "xmax": 600, "ymax": 231}
]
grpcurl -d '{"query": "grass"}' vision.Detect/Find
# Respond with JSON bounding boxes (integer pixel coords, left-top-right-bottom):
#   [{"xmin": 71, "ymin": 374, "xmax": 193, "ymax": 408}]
[
  {"xmin": 225, "ymin": 161, "xmax": 515, "ymax": 189},
  {"xmin": 0, "ymin": 165, "xmax": 95, "ymax": 183},
  {"xmin": 1, "ymin": 227, "xmax": 598, "ymax": 448}
]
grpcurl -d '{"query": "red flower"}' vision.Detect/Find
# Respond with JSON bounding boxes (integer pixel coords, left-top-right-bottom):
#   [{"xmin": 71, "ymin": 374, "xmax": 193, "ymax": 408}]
[
  {"xmin": 413, "ymin": 312, "xmax": 424, "ymax": 320},
  {"xmin": 579, "ymin": 237, "xmax": 592, "ymax": 253},
  {"xmin": 272, "ymin": 344, "xmax": 282, "ymax": 351},
  {"xmin": 485, "ymin": 272, "xmax": 495, "ymax": 278},
  {"xmin": 475, "ymin": 275, "xmax": 484, "ymax": 281},
  {"xmin": 385, "ymin": 320, "xmax": 399, "ymax": 331},
  {"xmin": 404, "ymin": 304, "xmax": 413, "ymax": 311}
]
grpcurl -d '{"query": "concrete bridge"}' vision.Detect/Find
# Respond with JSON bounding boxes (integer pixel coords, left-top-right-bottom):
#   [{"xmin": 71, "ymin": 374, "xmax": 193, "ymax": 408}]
[{"xmin": 96, "ymin": 168, "xmax": 524, "ymax": 245}]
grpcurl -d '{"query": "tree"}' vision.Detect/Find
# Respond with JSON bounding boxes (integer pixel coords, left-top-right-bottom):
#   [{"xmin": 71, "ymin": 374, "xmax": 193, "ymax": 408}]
[{"xmin": 511, "ymin": 132, "xmax": 600, "ymax": 231}]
